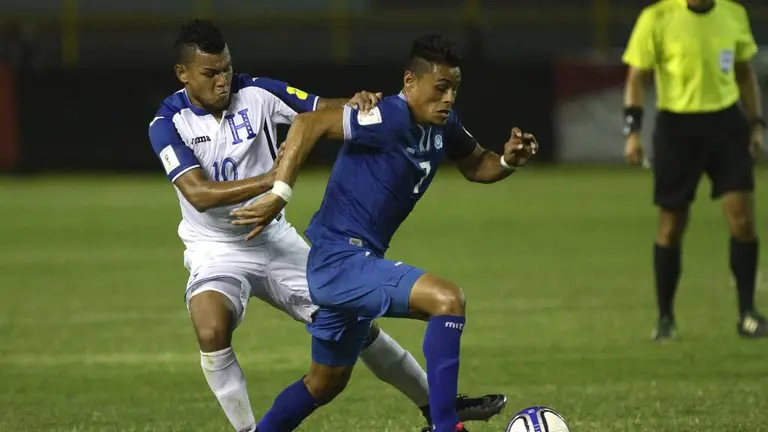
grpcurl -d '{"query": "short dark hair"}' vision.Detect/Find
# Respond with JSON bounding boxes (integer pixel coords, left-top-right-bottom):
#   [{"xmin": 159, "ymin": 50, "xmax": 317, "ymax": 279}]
[
  {"xmin": 174, "ymin": 19, "xmax": 226, "ymax": 63},
  {"xmin": 406, "ymin": 34, "xmax": 462, "ymax": 75}
]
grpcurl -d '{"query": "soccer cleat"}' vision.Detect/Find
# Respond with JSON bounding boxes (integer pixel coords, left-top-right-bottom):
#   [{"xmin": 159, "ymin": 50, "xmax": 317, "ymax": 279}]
[
  {"xmin": 651, "ymin": 316, "xmax": 677, "ymax": 342},
  {"xmin": 420, "ymin": 394, "xmax": 507, "ymax": 425},
  {"xmin": 455, "ymin": 394, "xmax": 507, "ymax": 422},
  {"xmin": 737, "ymin": 311, "xmax": 768, "ymax": 338}
]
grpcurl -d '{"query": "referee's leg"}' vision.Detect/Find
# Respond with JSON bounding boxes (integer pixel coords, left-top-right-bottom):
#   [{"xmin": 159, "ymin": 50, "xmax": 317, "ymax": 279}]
[
  {"xmin": 721, "ymin": 191, "xmax": 761, "ymax": 332},
  {"xmin": 708, "ymin": 109, "xmax": 766, "ymax": 338},
  {"xmin": 654, "ymin": 205, "xmax": 689, "ymax": 323},
  {"xmin": 650, "ymin": 113, "xmax": 705, "ymax": 341}
]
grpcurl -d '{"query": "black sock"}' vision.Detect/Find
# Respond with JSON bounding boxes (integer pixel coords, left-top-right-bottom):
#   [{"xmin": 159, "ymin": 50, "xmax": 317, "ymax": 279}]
[
  {"xmin": 654, "ymin": 243, "xmax": 681, "ymax": 320},
  {"xmin": 730, "ymin": 237, "xmax": 759, "ymax": 315}
]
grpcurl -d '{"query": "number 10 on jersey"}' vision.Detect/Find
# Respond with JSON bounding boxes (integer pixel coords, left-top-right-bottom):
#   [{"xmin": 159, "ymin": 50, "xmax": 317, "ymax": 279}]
[{"xmin": 213, "ymin": 157, "xmax": 239, "ymax": 182}]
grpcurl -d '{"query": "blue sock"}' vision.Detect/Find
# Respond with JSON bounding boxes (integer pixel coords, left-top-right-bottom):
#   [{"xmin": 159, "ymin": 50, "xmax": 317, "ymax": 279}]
[
  {"xmin": 423, "ymin": 315, "xmax": 465, "ymax": 432},
  {"xmin": 256, "ymin": 378, "xmax": 320, "ymax": 432}
]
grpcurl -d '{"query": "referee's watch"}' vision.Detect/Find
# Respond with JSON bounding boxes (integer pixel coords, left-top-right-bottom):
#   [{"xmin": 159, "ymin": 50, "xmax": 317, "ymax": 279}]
[{"xmin": 623, "ymin": 106, "xmax": 643, "ymax": 136}]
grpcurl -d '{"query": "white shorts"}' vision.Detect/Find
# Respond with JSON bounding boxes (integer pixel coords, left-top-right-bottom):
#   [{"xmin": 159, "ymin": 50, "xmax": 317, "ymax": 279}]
[{"xmin": 182, "ymin": 222, "xmax": 318, "ymax": 327}]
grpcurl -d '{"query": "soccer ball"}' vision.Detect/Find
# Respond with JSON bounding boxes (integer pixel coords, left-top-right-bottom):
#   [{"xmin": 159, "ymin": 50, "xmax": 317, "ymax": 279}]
[{"xmin": 505, "ymin": 406, "xmax": 570, "ymax": 432}]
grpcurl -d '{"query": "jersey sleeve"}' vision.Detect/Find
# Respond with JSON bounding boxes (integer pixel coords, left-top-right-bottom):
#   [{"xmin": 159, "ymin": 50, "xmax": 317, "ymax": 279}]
[
  {"xmin": 622, "ymin": 8, "xmax": 656, "ymax": 70},
  {"xmin": 444, "ymin": 111, "xmax": 478, "ymax": 161},
  {"xmin": 148, "ymin": 116, "xmax": 200, "ymax": 182},
  {"xmin": 342, "ymin": 102, "xmax": 405, "ymax": 149},
  {"xmin": 263, "ymin": 91, "xmax": 303, "ymax": 125},
  {"xmin": 735, "ymin": 7, "xmax": 758, "ymax": 62},
  {"xmin": 250, "ymin": 77, "xmax": 319, "ymax": 114}
]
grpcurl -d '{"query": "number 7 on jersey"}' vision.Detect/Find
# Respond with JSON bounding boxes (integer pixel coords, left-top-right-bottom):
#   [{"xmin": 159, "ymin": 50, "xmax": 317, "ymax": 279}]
[{"xmin": 414, "ymin": 161, "xmax": 431, "ymax": 194}]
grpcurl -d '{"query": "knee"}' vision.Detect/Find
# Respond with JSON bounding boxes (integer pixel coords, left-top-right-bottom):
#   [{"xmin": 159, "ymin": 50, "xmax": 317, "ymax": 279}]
[
  {"xmin": 657, "ymin": 209, "xmax": 688, "ymax": 247},
  {"xmin": 194, "ymin": 320, "xmax": 232, "ymax": 352},
  {"xmin": 189, "ymin": 289, "xmax": 238, "ymax": 352},
  {"xmin": 363, "ymin": 321, "xmax": 382, "ymax": 349},
  {"xmin": 728, "ymin": 212, "xmax": 755, "ymax": 241},
  {"xmin": 410, "ymin": 274, "xmax": 466, "ymax": 318},
  {"xmin": 430, "ymin": 283, "xmax": 466, "ymax": 317},
  {"xmin": 303, "ymin": 365, "xmax": 353, "ymax": 404}
]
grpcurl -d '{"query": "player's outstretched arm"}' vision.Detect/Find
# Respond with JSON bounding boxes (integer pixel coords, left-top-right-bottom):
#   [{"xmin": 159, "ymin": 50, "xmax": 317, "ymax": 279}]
[
  {"xmin": 230, "ymin": 108, "xmax": 344, "ymax": 240},
  {"xmin": 316, "ymin": 92, "xmax": 382, "ymax": 112},
  {"xmin": 250, "ymin": 77, "xmax": 380, "ymax": 114},
  {"xmin": 455, "ymin": 127, "xmax": 538, "ymax": 184},
  {"xmin": 173, "ymin": 168, "xmax": 277, "ymax": 212},
  {"xmin": 273, "ymin": 108, "xmax": 344, "ymax": 187}
]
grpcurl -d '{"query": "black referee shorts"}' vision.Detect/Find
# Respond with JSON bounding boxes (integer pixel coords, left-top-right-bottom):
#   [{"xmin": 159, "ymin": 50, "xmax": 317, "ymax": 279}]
[{"xmin": 652, "ymin": 104, "xmax": 754, "ymax": 210}]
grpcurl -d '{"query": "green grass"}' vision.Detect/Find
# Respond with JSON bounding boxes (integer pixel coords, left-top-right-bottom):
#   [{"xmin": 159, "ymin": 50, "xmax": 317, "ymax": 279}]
[{"xmin": 0, "ymin": 167, "xmax": 766, "ymax": 432}]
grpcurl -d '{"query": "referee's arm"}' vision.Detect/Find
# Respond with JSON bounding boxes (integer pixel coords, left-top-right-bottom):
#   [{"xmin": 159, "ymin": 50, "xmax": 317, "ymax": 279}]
[
  {"xmin": 733, "ymin": 9, "xmax": 765, "ymax": 159},
  {"xmin": 621, "ymin": 9, "xmax": 655, "ymax": 166},
  {"xmin": 736, "ymin": 62, "xmax": 761, "ymax": 127}
]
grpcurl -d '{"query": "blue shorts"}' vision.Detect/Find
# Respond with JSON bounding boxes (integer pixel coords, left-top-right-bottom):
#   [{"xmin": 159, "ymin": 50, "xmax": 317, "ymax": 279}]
[{"xmin": 306, "ymin": 239, "xmax": 425, "ymax": 366}]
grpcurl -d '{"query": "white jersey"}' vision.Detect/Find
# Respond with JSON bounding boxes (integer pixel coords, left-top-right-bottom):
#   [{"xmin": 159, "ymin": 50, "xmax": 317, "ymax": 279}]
[{"xmin": 148, "ymin": 73, "xmax": 319, "ymax": 244}]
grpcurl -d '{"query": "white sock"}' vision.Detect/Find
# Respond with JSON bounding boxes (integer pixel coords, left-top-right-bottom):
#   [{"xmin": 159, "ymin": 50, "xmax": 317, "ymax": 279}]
[
  {"xmin": 200, "ymin": 347, "xmax": 256, "ymax": 432},
  {"xmin": 359, "ymin": 329, "xmax": 430, "ymax": 407}
]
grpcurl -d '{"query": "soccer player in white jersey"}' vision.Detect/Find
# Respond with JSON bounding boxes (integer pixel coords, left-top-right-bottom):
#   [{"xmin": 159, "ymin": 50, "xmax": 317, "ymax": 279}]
[{"xmin": 147, "ymin": 20, "xmax": 506, "ymax": 432}]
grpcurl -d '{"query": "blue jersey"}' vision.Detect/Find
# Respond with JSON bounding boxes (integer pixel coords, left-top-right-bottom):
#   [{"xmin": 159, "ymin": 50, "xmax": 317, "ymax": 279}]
[{"xmin": 305, "ymin": 93, "xmax": 477, "ymax": 256}]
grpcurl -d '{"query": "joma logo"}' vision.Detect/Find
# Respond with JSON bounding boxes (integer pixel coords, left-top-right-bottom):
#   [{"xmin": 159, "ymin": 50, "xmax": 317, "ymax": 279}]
[{"xmin": 193, "ymin": 135, "xmax": 211, "ymax": 144}]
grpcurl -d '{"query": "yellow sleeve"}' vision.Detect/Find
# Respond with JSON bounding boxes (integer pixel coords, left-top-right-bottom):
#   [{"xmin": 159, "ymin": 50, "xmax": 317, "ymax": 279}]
[
  {"xmin": 622, "ymin": 8, "xmax": 656, "ymax": 70},
  {"xmin": 735, "ymin": 7, "xmax": 758, "ymax": 62}
]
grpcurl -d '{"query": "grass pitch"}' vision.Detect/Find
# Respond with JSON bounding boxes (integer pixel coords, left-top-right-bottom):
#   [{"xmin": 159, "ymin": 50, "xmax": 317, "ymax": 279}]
[{"xmin": 0, "ymin": 167, "xmax": 766, "ymax": 431}]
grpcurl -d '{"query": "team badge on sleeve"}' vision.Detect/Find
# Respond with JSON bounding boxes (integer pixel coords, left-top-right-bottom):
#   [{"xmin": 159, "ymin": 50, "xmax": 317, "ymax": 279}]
[
  {"xmin": 285, "ymin": 86, "xmax": 309, "ymax": 100},
  {"xmin": 358, "ymin": 107, "xmax": 382, "ymax": 126},
  {"xmin": 159, "ymin": 145, "xmax": 181, "ymax": 174}
]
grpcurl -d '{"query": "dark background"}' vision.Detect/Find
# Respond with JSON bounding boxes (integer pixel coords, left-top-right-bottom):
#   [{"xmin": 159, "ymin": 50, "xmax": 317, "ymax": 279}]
[{"xmin": 1, "ymin": 0, "xmax": 767, "ymax": 173}]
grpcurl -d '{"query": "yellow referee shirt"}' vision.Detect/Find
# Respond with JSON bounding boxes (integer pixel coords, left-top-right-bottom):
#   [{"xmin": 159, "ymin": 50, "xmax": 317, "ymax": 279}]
[{"xmin": 622, "ymin": 0, "xmax": 758, "ymax": 113}]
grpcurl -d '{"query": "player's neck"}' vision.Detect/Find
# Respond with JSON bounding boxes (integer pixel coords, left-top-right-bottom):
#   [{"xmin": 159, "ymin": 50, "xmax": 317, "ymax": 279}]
[
  {"xmin": 210, "ymin": 110, "xmax": 224, "ymax": 121},
  {"xmin": 186, "ymin": 90, "xmax": 224, "ymax": 120}
]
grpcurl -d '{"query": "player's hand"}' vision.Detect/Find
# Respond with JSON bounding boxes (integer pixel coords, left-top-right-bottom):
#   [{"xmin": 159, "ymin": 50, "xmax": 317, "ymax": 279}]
[
  {"xmin": 346, "ymin": 91, "xmax": 382, "ymax": 113},
  {"xmin": 749, "ymin": 124, "xmax": 765, "ymax": 163},
  {"xmin": 502, "ymin": 127, "xmax": 538, "ymax": 168},
  {"xmin": 230, "ymin": 194, "xmax": 287, "ymax": 241},
  {"xmin": 624, "ymin": 133, "xmax": 645, "ymax": 166}
]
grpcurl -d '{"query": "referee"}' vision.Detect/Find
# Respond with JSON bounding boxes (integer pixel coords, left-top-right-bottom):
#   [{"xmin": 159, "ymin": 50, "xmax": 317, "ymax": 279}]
[{"xmin": 622, "ymin": 0, "xmax": 766, "ymax": 341}]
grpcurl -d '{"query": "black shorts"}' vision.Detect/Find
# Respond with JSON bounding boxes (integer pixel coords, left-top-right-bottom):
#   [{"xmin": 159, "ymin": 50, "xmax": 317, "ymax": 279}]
[{"xmin": 652, "ymin": 104, "xmax": 754, "ymax": 210}]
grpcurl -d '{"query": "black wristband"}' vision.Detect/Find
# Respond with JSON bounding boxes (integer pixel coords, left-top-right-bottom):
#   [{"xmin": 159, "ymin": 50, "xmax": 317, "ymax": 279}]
[
  {"xmin": 750, "ymin": 117, "xmax": 766, "ymax": 129},
  {"xmin": 623, "ymin": 106, "xmax": 644, "ymax": 136}
]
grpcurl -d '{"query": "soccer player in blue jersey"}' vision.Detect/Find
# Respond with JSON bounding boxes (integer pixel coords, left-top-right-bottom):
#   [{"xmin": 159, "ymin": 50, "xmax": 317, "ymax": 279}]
[
  {"xmin": 151, "ymin": 20, "xmax": 505, "ymax": 432},
  {"xmin": 232, "ymin": 34, "xmax": 538, "ymax": 432}
]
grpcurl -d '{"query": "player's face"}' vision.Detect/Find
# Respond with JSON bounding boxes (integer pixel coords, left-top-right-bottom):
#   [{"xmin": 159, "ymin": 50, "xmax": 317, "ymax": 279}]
[
  {"xmin": 176, "ymin": 46, "xmax": 234, "ymax": 112},
  {"xmin": 405, "ymin": 63, "xmax": 461, "ymax": 125}
]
